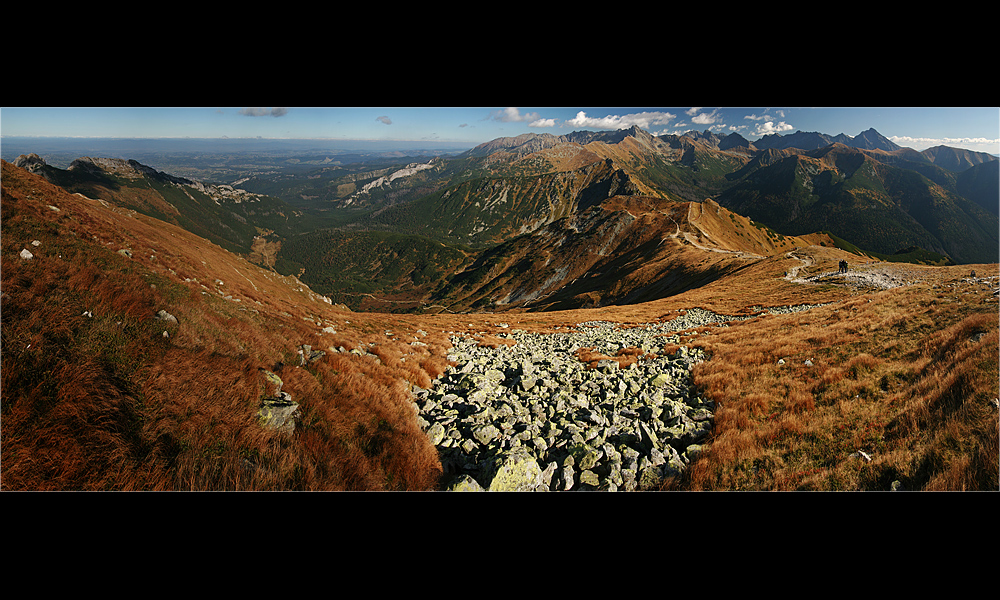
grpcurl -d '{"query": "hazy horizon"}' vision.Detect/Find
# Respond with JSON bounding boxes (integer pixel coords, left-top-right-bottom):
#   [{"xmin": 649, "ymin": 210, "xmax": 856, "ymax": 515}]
[{"xmin": 3, "ymin": 107, "xmax": 998, "ymax": 154}]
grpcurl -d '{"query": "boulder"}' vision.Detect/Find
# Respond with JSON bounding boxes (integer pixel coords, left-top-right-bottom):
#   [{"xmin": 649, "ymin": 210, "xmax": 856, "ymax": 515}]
[
  {"xmin": 426, "ymin": 422, "xmax": 446, "ymax": 446},
  {"xmin": 155, "ymin": 309, "xmax": 178, "ymax": 324},
  {"xmin": 484, "ymin": 448, "xmax": 547, "ymax": 491},
  {"xmin": 472, "ymin": 423, "xmax": 500, "ymax": 445},
  {"xmin": 568, "ymin": 442, "xmax": 603, "ymax": 470},
  {"xmin": 259, "ymin": 369, "xmax": 284, "ymax": 395},
  {"xmin": 649, "ymin": 373, "xmax": 672, "ymax": 388},
  {"xmin": 299, "ymin": 344, "xmax": 326, "ymax": 364},
  {"xmin": 258, "ymin": 392, "xmax": 300, "ymax": 435},
  {"xmin": 449, "ymin": 475, "xmax": 485, "ymax": 491}
]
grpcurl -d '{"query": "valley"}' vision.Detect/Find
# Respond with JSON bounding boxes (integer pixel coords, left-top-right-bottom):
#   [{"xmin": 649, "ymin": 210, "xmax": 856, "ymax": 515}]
[{"xmin": 2, "ymin": 123, "xmax": 997, "ymax": 492}]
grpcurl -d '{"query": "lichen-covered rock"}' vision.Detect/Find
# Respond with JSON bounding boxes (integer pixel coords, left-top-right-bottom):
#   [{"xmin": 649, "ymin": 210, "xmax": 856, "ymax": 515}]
[
  {"xmin": 568, "ymin": 443, "xmax": 602, "ymax": 471},
  {"xmin": 427, "ymin": 422, "xmax": 446, "ymax": 446},
  {"xmin": 258, "ymin": 368, "xmax": 284, "ymax": 396},
  {"xmin": 472, "ymin": 423, "xmax": 500, "ymax": 445},
  {"xmin": 579, "ymin": 470, "xmax": 600, "ymax": 488},
  {"xmin": 485, "ymin": 449, "xmax": 546, "ymax": 491},
  {"xmin": 258, "ymin": 392, "xmax": 300, "ymax": 435},
  {"xmin": 638, "ymin": 464, "xmax": 664, "ymax": 490},
  {"xmin": 449, "ymin": 475, "xmax": 485, "ymax": 491},
  {"xmin": 299, "ymin": 344, "xmax": 326, "ymax": 365},
  {"xmin": 649, "ymin": 373, "xmax": 672, "ymax": 388}
]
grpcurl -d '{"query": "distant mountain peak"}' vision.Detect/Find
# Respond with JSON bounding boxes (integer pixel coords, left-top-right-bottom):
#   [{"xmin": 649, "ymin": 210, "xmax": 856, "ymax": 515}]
[
  {"xmin": 753, "ymin": 128, "xmax": 899, "ymax": 152},
  {"xmin": 12, "ymin": 153, "xmax": 48, "ymax": 173},
  {"xmin": 850, "ymin": 128, "xmax": 899, "ymax": 151},
  {"xmin": 69, "ymin": 156, "xmax": 189, "ymax": 184}
]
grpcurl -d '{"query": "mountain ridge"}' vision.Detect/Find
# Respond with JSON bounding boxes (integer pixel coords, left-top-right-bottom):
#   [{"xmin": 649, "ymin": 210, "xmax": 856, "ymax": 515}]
[
  {"xmin": 8, "ymin": 122, "xmax": 997, "ymax": 311},
  {"xmin": 429, "ymin": 196, "xmax": 841, "ymax": 313},
  {"xmin": 752, "ymin": 127, "xmax": 900, "ymax": 152}
]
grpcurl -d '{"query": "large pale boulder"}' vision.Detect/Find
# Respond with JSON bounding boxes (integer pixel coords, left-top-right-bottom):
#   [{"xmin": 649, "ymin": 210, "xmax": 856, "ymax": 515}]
[
  {"xmin": 449, "ymin": 475, "xmax": 485, "ymax": 491},
  {"xmin": 485, "ymin": 449, "xmax": 547, "ymax": 491},
  {"xmin": 258, "ymin": 392, "xmax": 300, "ymax": 435}
]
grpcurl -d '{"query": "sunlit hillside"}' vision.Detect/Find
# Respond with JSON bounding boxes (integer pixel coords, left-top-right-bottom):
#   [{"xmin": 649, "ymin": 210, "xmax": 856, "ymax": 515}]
[{"xmin": 2, "ymin": 159, "xmax": 997, "ymax": 491}]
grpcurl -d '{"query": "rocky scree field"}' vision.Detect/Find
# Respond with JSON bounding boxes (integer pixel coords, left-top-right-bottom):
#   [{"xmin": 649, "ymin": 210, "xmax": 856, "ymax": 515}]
[{"xmin": 414, "ymin": 305, "xmax": 830, "ymax": 491}]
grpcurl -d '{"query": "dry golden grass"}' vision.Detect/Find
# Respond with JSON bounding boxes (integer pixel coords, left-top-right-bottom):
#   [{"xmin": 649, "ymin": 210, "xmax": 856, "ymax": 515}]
[
  {"xmin": 673, "ymin": 278, "xmax": 998, "ymax": 491},
  {"xmin": 1, "ymin": 162, "xmax": 445, "ymax": 491},
  {"xmin": 3, "ymin": 160, "xmax": 996, "ymax": 492}
]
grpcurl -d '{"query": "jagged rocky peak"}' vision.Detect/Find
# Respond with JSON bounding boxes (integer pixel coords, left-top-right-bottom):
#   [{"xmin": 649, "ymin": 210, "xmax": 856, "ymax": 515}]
[
  {"xmin": 13, "ymin": 153, "xmax": 48, "ymax": 172},
  {"xmin": 68, "ymin": 156, "xmax": 192, "ymax": 185},
  {"xmin": 754, "ymin": 128, "xmax": 899, "ymax": 152},
  {"xmin": 464, "ymin": 133, "xmax": 563, "ymax": 157},
  {"xmin": 851, "ymin": 128, "xmax": 900, "ymax": 151},
  {"xmin": 681, "ymin": 129, "xmax": 724, "ymax": 146},
  {"xmin": 465, "ymin": 126, "xmax": 662, "ymax": 159},
  {"xmin": 719, "ymin": 132, "xmax": 753, "ymax": 151},
  {"xmin": 70, "ymin": 156, "xmax": 156, "ymax": 178},
  {"xmin": 593, "ymin": 125, "xmax": 654, "ymax": 145}
]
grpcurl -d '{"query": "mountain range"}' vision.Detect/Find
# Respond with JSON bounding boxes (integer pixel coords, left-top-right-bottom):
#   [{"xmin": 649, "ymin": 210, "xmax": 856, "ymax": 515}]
[
  {"xmin": 3, "ymin": 126, "xmax": 998, "ymax": 492},
  {"xmin": 9, "ymin": 125, "xmax": 998, "ymax": 312}
]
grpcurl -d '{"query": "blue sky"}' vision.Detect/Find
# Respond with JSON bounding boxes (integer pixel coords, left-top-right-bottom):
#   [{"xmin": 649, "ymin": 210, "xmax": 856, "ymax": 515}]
[{"xmin": 2, "ymin": 106, "xmax": 998, "ymax": 154}]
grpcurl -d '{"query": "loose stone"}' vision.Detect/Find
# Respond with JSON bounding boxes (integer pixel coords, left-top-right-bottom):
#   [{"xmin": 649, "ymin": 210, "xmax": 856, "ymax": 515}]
[{"xmin": 417, "ymin": 304, "xmax": 825, "ymax": 490}]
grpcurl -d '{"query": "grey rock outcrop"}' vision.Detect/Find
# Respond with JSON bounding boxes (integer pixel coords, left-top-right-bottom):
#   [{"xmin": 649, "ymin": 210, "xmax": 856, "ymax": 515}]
[
  {"xmin": 298, "ymin": 344, "xmax": 326, "ymax": 365},
  {"xmin": 258, "ymin": 393, "xmax": 300, "ymax": 435},
  {"xmin": 257, "ymin": 369, "xmax": 300, "ymax": 435},
  {"xmin": 13, "ymin": 153, "xmax": 48, "ymax": 173}
]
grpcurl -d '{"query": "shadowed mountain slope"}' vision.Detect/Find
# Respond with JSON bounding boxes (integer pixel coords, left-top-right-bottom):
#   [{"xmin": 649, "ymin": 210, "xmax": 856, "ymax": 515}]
[
  {"xmin": 431, "ymin": 196, "xmax": 838, "ymax": 313},
  {"xmin": 715, "ymin": 144, "xmax": 999, "ymax": 264}
]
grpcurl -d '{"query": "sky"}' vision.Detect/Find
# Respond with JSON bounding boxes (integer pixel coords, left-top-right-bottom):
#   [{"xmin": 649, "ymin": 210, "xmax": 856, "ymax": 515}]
[{"xmin": 2, "ymin": 106, "xmax": 998, "ymax": 154}]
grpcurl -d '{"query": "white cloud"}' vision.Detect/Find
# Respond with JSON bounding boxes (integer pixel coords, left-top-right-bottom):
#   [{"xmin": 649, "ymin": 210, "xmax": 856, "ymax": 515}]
[
  {"xmin": 691, "ymin": 109, "xmax": 720, "ymax": 125},
  {"xmin": 529, "ymin": 118, "xmax": 557, "ymax": 128},
  {"xmin": 754, "ymin": 120, "xmax": 795, "ymax": 136},
  {"xmin": 565, "ymin": 110, "xmax": 677, "ymax": 130},
  {"xmin": 891, "ymin": 135, "xmax": 1000, "ymax": 153},
  {"xmin": 376, "ymin": 116, "xmax": 392, "ymax": 125},
  {"xmin": 491, "ymin": 107, "xmax": 541, "ymax": 123},
  {"xmin": 745, "ymin": 109, "xmax": 786, "ymax": 121}
]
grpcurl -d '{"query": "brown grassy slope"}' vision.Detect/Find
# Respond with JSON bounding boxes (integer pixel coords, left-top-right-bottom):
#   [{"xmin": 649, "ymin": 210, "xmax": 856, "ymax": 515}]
[
  {"xmin": 3, "ymin": 157, "xmax": 996, "ymax": 492},
  {"xmin": 1, "ymin": 160, "xmax": 448, "ymax": 490},
  {"xmin": 674, "ymin": 259, "xmax": 999, "ymax": 491},
  {"xmin": 603, "ymin": 243, "xmax": 997, "ymax": 491}
]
